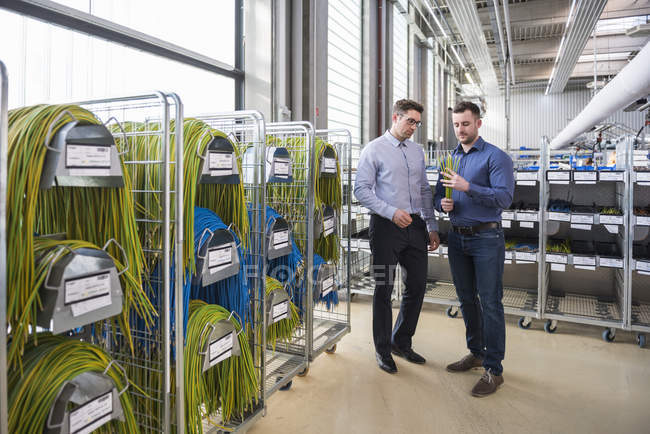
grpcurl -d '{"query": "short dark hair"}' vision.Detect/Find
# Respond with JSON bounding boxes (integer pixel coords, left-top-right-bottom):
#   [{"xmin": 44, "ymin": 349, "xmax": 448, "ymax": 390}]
[
  {"xmin": 452, "ymin": 101, "xmax": 481, "ymax": 118},
  {"xmin": 393, "ymin": 99, "xmax": 424, "ymax": 114}
]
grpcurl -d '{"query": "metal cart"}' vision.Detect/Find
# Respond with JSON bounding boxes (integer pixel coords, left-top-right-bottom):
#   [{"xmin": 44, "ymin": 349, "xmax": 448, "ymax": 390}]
[
  {"xmin": 541, "ymin": 135, "xmax": 630, "ymax": 341},
  {"xmin": 195, "ymin": 111, "xmax": 267, "ymax": 431},
  {"xmin": 0, "ymin": 59, "xmax": 9, "ymax": 434}
]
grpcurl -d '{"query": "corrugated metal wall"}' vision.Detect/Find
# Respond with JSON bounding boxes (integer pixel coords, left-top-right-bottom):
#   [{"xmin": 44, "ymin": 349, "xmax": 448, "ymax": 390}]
[{"xmin": 482, "ymin": 87, "xmax": 645, "ymax": 149}]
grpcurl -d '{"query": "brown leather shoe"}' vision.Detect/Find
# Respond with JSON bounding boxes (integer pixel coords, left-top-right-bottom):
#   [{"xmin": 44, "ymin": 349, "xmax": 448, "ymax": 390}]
[
  {"xmin": 471, "ymin": 370, "xmax": 504, "ymax": 397},
  {"xmin": 446, "ymin": 353, "xmax": 483, "ymax": 372}
]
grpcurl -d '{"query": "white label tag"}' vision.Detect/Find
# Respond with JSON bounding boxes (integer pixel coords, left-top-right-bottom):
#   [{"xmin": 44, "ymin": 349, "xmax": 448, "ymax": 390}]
[
  {"xmin": 504, "ymin": 260, "xmax": 512, "ymax": 265},
  {"xmin": 599, "ymin": 257, "xmax": 623, "ymax": 268},
  {"xmin": 549, "ymin": 212, "xmax": 571, "ymax": 222},
  {"xmin": 573, "ymin": 256, "xmax": 596, "ymax": 266},
  {"xmin": 575, "ymin": 265, "xmax": 596, "ymax": 271},
  {"xmin": 322, "ymin": 275, "xmax": 335, "ymax": 296},
  {"xmin": 599, "ymin": 215, "xmax": 623, "ymax": 225},
  {"xmin": 636, "ymin": 171, "xmax": 650, "ymax": 182},
  {"xmin": 547, "ymin": 171, "xmax": 570, "ymax": 181},
  {"xmin": 515, "ymin": 251, "xmax": 537, "ymax": 262},
  {"xmin": 636, "ymin": 216, "xmax": 650, "ymax": 226},
  {"xmin": 441, "ymin": 246, "xmax": 448, "ymax": 254},
  {"xmin": 66, "ymin": 144, "xmax": 111, "ymax": 169},
  {"xmin": 209, "ymin": 332, "xmax": 234, "ymax": 367},
  {"xmin": 639, "ymin": 270, "xmax": 650, "ymax": 275},
  {"xmin": 274, "ymin": 158, "xmax": 290, "ymax": 177},
  {"xmin": 575, "ymin": 181, "xmax": 597, "ymax": 185},
  {"xmin": 69, "ymin": 391, "xmax": 113, "ymax": 434},
  {"xmin": 551, "ymin": 263, "xmax": 566, "ymax": 272},
  {"xmin": 571, "ymin": 214, "xmax": 594, "ymax": 224},
  {"xmin": 272, "ymin": 300, "xmax": 289, "ymax": 323},
  {"xmin": 504, "ymin": 251, "xmax": 513, "ymax": 260},
  {"xmin": 502, "ymin": 219, "xmax": 511, "ymax": 228},
  {"xmin": 546, "ymin": 254, "xmax": 568, "ymax": 264},
  {"xmin": 639, "ymin": 182, "xmax": 650, "ymax": 186},
  {"xmin": 573, "ymin": 171, "xmax": 597, "ymax": 181},
  {"xmin": 636, "ymin": 260, "xmax": 650, "ymax": 272},
  {"xmin": 520, "ymin": 221, "xmax": 535, "ymax": 228},
  {"xmin": 517, "ymin": 212, "xmax": 539, "ymax": 222},
  {"xmin": 550, "ymin": 180, "xmax": 570, "ymax": 185},
  {"xmin": 209, "ymin": 152, "xmax": 233, "ymax": 176},
  {"xmin": 322, "ymin": 157, "xmax": 337, "ymax": 174},
  {"xmin": 517, "ymin": 180, "xmax": 537, "ymax": 186},
  {"xmin": 516, "ymin": 171, "xmax": 538, "ymax": 181},
  {"xmin": 208, "ymin": 246, "xmax": 232, "ymax": 273},
  {"xmin": 359, "ymin": 239, "xmax": 370, "ymax": 250},
  {"xmin": 502, "ymin": 211, "xmax": 515, "ymax": 220},
  {"xmin": 426, "ymin": 171, "xmax": 438, "ymax": 182},
  {"xmin": 323, "ymin": 216, "xmax": 335, "ymax": 237},
  {"xmin": 604, "ymin": 225, "xmax": 619, "ymax": 234},
  {"xmin": 571, "ymin": 224, "xmax": 592, "ymax": 231},
  {"xmin": 273, "ymin": 229, "xmax": 289, "ymax": 249},
  {"xmin": 516, "ymin": 260, "xmax": 535, "ymax": 265},
  {"xmin": 599, "ymin": 171, "xmax": 624, "ymax": 182},
  {"xmin": 65, "ymin": 273, "xmax": 112, "ymax": 317}
]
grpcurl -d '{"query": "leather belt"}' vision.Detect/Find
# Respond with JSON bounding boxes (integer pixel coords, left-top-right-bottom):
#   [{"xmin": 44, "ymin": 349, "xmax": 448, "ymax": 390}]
[{"xmin": 451, "ymin": 222, "xmax": 501, "ymax": 235}]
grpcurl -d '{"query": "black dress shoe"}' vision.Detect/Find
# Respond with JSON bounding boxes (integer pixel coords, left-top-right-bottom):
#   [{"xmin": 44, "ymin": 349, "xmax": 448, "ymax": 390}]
[
  {"xmin": 375, "ymin": 352, "xmax": 397, "ymax": 374},
  {"xmin": 391, "ymin": 345, "xmax": 426, "ymax": 364}
]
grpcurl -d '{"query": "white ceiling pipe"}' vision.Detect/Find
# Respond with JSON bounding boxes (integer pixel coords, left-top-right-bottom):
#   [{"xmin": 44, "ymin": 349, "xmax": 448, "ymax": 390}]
[
  {"xmin": 550, "ymin": 41, "xmax": 650, "ymax": 149},
  {"xmin": 502, "ymin": 0, "xmax": 516, "ymax": 85}
]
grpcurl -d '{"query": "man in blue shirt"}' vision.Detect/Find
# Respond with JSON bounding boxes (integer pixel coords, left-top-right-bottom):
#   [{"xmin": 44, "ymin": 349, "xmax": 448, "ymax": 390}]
[
  {"xmin": 434, "ymin": 101, "xmax": 514, "ymax": 396},
  {"xmin": 354, "ymin": 99, "xmax": 440, "ymax": 374}
]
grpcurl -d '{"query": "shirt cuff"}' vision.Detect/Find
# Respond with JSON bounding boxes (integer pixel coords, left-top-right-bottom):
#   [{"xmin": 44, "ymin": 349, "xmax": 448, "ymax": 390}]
[
  {"xmin": 379, "ymin": 205, "xmax": 398, "ymax": 222},
  {"xmin": 425, "ymin": 219, "xmax": 438, "ymax": 233}
]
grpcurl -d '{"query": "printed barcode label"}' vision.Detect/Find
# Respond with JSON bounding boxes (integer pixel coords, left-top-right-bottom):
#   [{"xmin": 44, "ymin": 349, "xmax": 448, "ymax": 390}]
[
  {"xmin": 66, "ymin": 144, "xmax": 111, "ymax": 169},
  {"xmin": 501, "ymin": 211, "xmax": 515, "ymax": 220},
  {"xmin": 209, "ymin": 332, "xmax": 234, "ymax": 367},
  {"xmin": 549, "ymin": 212, "xmax": 570, "ymax": 222},
  {"xmin": 636, "ymin": 216, "xmax": 650, "ymax": 226},
  {"xmin": 520, "ymin": 221, "xmax": 535, "ymax": 228},
  {"xmin": 322, "ymin": 276, "xmax": 335, "ymax": 296},
  {"xmin": 69, "ymin": 391, "xmax": 113, "ymax": 434},
  {"xmin": 573, "ymin": 256, "xmax": 596, "ymax": 266},
  {"xmin": 571, "ymin": 214, "xmax": 594, "ymax": 224},
  {"xmin": 551, "ymin": 263, "xmax": 566, "ymax": 272},
  {"xmin": 517, "ymin": 212, "xmax": 538, "ymax": 222},
  {"xmin": 504, "ymin": 251, "xmax": 513, "ymax": 260},
  {"xmin": 274, "ymin": 158, "xmax": 290, "ymax": 176},
  {"xmin": 636, "ymin": 171, "xmax": 650, "ymax": 182},
  {"xmin": 599, "ymin": 215, "xmax": 623, "ymax": 225},
  {"xmin": 208, "ymin": 246, "xmax": 232, "ymax": 273},
  {"xmin": 323, "ymin": 216, "xmax": 335, "ymax": 237},
  {"xmin": 502, "ymin": 220, "xmax": 511, "ymax": 228},
  {"xmin": 546, "ymin": 254, "xmax": 567, "ymax": 264},
  {"xmin": 209, "ymin": 152, "xmax": 233, "ymax": 175},
  {"xmin": 322, "ymin": 157, "xmax": 337, "ymax": 174},
  {"xmin": 573, "ymin": 171, "xmax": 597, "ymax": 181},
  {"xmin": 571, "ymin": 224, "xmax": 592, "ymax": 231},
  {"xmin": 636, "ymin": 260, "xmax": 650, "ymax": 272},
  {"xmin": 547, "ymin": 171, "xmax": 570, "ymax": 181},
  {"xmin": 599, "ymin": 257, "xmax": 623, "ymax": 268},
  {"xmin": 272, "ymin": 300, "xmax": 289, "ymax": 323},
  {"xmin": 516, "ymin": 171, "xmax": 538, "ymax": 181},
  {"xmin": 599, "ymin": 171, "xmax": 624, "ymax": 181},
  {"xmin": 575, "ymin": 265, "xmax": 596, "ymax": 271},
  {"xmin": 515, "ymin": 252, "xmax": 537, "ymax": 262},
  {"xmin": 65, "ymin": 272, "xmax": 112, "ymax": 317},
  {"xmin": 273, "ymin": 230, "xmax": 289, "ymax": 249}
]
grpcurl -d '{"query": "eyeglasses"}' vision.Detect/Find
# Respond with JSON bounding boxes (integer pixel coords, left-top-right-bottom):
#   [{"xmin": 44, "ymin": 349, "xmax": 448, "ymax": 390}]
[{"xmin": 399, "ymin": 114, "xmax": 422, "ymax": 128}]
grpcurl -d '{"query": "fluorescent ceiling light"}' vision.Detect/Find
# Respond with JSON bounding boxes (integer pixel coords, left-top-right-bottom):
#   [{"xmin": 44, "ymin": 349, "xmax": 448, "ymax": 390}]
[
  {"xmin": 594, "ymin": 15, "xmax": 649, "ymax": 36},
  {"xmin": 577, "ymin": 52, "xmax": 631, "ymax": 63}
]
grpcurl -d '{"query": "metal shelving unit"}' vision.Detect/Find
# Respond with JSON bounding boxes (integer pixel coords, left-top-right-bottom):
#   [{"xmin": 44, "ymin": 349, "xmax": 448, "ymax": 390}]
[
  {"xmin": 79, "ymin": 92, "xmax": 185, "ymax": 432},
  {"xmin": 540, "ymin": 136, "xmax": 630, "ymax": 340},
  {"xmin": 262, "ymin": 122, "xmax": 313, "ymax": 394},
  {"xmin": 195, "ymin": 111, "xmax": 267, "ymax": 432},
  {"xmin": 0, "ymin": 59, "xmax": 9, "ymax": 434},
  {"xmin": 628, "ymin": 136, "xmax": 650, "ymax": 348},
  {"xmin": 311, "ymin": 129, "xmax": 352, "ymax": 360}
]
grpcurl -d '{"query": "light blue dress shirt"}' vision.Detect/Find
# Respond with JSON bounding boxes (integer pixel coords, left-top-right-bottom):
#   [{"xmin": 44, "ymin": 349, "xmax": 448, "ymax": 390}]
[{"xmin": 354, "ymin": 130, "xmax": 438, "ymax": 233}]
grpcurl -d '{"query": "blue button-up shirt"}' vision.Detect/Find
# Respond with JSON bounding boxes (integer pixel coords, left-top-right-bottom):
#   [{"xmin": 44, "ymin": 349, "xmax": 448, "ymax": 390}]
[
  {"xmin": 434, "ymin": 137, "xmax": 514, "ymax": 226},
  {"xmin": 354, "ymin": 130, "xmax": 437, "ymax": 233}
]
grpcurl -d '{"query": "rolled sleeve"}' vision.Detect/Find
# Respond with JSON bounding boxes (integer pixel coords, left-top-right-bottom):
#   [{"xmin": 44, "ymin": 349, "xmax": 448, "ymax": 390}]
[{"xmin": 353, "ymin": 146, "xmax": 398, "ymax": 221}]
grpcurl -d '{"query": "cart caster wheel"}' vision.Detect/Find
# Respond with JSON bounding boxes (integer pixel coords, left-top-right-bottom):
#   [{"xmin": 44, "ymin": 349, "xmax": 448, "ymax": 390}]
[
  {"xmin": 325, "ymin": 344, "xmax": 337, "ymax": 354},
  {"xmin": 637, "ymin": 333, "xmax": 646, "ymax": 348},
  {"xmin": 602, "ymin": 329, "xmax": 615, "ymax": 342},
  {"xmin": 279, "ymin": 380, "xmax": 292, "ymax": 391},
  {"xmin": 297, "ymin": 366, "xmax": 309, "ymax": 377},
  {"xmin": 446, "ymin": 306, "xmax": 458, "ymax": 318},
  {"xmin": 544, "ymin": 320, "xmax": 557, "ymax": 334},
  {"xmin": 518, "ymin": 317, "xmax": 532, "ymax": 329}
]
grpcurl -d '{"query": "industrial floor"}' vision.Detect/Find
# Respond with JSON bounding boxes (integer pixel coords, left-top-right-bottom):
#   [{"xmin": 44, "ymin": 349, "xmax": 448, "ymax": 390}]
[{"xmin": 249, "ymin": 296, "xmax": 650, "ymax": 434}]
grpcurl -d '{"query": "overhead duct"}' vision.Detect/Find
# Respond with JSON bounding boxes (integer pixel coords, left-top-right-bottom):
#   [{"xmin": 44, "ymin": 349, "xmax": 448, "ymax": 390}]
[
  {"xmin": 550, "ymin": 41, "xmax": 650, "ymax": 149},
  {"xmin": 547, "ymin": 0, "xmax": 607, "ymax": 94},
  {"xmin": 445, "ymin": 0, "xmax": 499, "ymax": 93}
]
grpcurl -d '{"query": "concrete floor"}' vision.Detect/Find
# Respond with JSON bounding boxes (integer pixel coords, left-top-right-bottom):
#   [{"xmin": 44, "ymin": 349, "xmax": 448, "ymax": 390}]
[{"xmin": 249, "ymin": 296, "xmax": 650, "ymax": 434}]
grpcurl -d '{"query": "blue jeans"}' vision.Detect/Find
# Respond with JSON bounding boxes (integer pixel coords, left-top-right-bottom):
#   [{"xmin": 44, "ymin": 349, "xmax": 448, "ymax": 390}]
[{"xmin": 447, "ymin": 228, "xmax": 506, "ymax": 375}]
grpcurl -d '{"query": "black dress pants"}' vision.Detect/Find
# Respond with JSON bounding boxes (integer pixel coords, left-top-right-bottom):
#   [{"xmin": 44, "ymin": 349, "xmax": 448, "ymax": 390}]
[{"xmin": 369, "ymin": 213, "xmax": 428, "ymax": 357}]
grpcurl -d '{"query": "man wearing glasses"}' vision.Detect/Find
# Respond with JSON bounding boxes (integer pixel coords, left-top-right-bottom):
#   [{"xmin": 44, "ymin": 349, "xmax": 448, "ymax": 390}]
[{"xmin": 354, "ymin": 99, "xmax": 440, "ymax": 374}]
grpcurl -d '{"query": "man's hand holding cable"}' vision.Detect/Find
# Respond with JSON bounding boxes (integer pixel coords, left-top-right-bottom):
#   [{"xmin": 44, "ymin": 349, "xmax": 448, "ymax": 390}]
[
  {"xmin": 392, "ymin": 209, "xmax": 413, "ymax": 228},
  {"xmin": 441, "ymin": 169, "xmax": 470, "ymax": 192},
  {"xmin": 428, "ymin": 231, "xmax": 440, "ymax": 251}
]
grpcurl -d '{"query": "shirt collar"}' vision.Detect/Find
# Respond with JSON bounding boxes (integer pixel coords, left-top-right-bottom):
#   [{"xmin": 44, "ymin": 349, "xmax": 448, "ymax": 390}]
[
  {"xmin": 384, "ymin": 130, "xmax": 406, "ymax": 147},
  {"xmin": 454, "ymin": 136, "xmax": 485, "ymax": 155}
]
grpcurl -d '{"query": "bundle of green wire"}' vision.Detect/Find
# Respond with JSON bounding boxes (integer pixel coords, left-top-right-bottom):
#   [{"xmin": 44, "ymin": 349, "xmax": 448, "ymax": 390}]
[
  {"xmin": 184, "ymin": 300, "xmax": 258, "ymax": 432},
  {"xmin": 313, "ymin": 137, "xmax": 342, "ymax": 263},
  {"xmin": 119, "ymin": 119, "xmax": 249, "ymax": 275},
  {"xmin": 440, "ymin": 152, "xmax": 461, "ymax": 199},
  {"xmin": 265, "ymin": 276, "xmax": 300, "ymax": 351},
  {"xmin": 8, "ymin": 333, "xmax": 139, "ymax": 433},
  {"xmin": 7, "ymin": 104, "xmax": 153, "ymax": 366}
]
